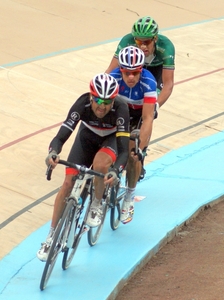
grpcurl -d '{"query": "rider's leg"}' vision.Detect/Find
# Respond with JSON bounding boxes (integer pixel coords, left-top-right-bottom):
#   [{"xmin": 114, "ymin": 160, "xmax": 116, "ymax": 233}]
[
  {"xmin": 126, "ymin": 155, "xmax": 141, "ymax": 188},
  {"xmin": 51, "ymin": 173, "xmax": 76, "ymax": 228},
  {"xmin": 93, "ymin": 150, "xmax": 114, "ymax": 200},
  {"xmin": 86, "ymin": 147, "xmax": 115, "ymax": 227},
  {"xmin": 121, "ymin": 141, "xmax": 141, "ymax": 224}
]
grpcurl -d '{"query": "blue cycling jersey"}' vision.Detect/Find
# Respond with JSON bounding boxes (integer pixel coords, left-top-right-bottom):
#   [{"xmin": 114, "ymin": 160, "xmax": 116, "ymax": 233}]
[{"xmin": 110, "ymin": 68, "xmax": 157, "ymax": 110}]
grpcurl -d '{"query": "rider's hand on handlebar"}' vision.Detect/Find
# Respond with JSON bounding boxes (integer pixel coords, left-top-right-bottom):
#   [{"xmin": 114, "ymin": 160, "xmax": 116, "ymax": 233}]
[
  {"xmin": 154, "ymin": 102, "xmax": 159, "ymax": 119},
  {"xmin": 131, "ymin": 147, "xmax": 143, "ymax": 161},
  {"xmin": 45, "ymin": 150, "xmax": 60, "ymax": 168},
  {"xmin": 104, "ymin": 169, "xmax": 119, "ymax": 187}
]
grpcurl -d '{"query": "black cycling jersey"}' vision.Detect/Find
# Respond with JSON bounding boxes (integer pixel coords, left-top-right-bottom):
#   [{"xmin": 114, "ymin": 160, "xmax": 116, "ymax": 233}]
[{"xmin": 49, "ymin": 92, "xmax": 130, "ymax": 172}]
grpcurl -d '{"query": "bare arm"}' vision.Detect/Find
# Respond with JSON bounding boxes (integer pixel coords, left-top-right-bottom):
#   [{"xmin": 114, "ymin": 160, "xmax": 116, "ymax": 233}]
[
  {"xmin": 139, "ymin": 103, "xmax": 154, "ymax": 150},
  {"xmin": 105, "ymin": 56, "xmax": 119, "ymax": 74},
  {"xmin": 158, "ymin": 68, "xmax": 174, "ymax": 107}
]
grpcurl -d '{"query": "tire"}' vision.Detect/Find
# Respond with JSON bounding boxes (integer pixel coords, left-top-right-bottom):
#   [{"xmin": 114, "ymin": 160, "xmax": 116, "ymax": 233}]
[
  {"xmin": 110, "ymin": 182, "xmax": 126, "ymax": 230},
  {"xmin": 87, "ymin": 203, "xmax": 107, "ymax": 246},
  {"xmin": 40, "ymin": 200, "xmax": 75, "ymax": 291},
  {"xmin": 61, "ymin": 208, "xmax": 82, "ymax": 270},
  {"xmin": 62, "ymin": 180, "xmax": 91, "ymax": 270}
]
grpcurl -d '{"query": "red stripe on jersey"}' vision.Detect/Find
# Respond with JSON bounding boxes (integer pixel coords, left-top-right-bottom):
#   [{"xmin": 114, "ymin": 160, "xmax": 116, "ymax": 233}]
[
  {"xmin": 65, "ymin": 168, "xmax": 79, "ymax": 176},
  {"xmin": 99, "ymin": 147, "xmax": 117, "ymax": 162},
  {"xmin": 128, "ymin": 104, "xmax": 142, "ymax": 109},
  {"xmin": 144, "ymin": 96, "xmax": 156, "ymax": 104}
]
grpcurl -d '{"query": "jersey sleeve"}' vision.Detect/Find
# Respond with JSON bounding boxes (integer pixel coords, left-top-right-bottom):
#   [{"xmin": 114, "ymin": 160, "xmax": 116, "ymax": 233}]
[
  {"xmin": 109, "ymin": 67, "xmax": 122, "ymax": 81},
  {"xmin": 48, "ymin": 95, "xmax": 87, "ymax": 154},
  {"xmin": 114, "ymin": 33, "xmax": 136, "ymax": 58},
  {"xmin": 113, "ymin": 98, "xmax": 130, "ymax": 172},
  {"xmin": 161, "ymin": 36, "xmax": 175, "ymax": 70},
  {"xmin": 142, "ymin": 70, "xmax": 157, "ymax": 105},
  {"xmin": 143, "ymin": 90, "xmax": 157, "ymax": 104},
  {"xmin": 62, "ymin": 96, "xmax": 85, "ymax": 132}
]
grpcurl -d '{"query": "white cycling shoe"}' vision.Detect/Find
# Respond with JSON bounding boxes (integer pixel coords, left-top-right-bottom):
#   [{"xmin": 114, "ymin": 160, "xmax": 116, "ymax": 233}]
[
  {"xmin": 120, "ymin": 200, "xmax": 134, "ymax": 224},
  {"xmin": 86, "ymin": 205, "xmax": 103, "ymax": 227},
  {"xmin": 36, "ymin": 237, "xmax": 52, "ymax": 262}
]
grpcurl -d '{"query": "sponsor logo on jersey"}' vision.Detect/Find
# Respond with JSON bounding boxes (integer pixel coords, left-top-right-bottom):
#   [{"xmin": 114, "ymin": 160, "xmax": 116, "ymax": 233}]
[
  {"xmin": 116, "ymin": 117, "xmax": 125, "ymax": 126},
  {"xmin": 71, "ymin": 112, "xmax": 80, "ymax": 121}
]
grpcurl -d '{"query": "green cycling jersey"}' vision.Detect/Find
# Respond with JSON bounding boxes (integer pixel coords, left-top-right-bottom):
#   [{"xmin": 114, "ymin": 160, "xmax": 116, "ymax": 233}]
[
  {"xmin": 114, "ymin": 33, "xmax": 175, "ymax": 69},
  {"xmin": 114, "ymin": 33, "xmax": 175, "ymax": 90}
]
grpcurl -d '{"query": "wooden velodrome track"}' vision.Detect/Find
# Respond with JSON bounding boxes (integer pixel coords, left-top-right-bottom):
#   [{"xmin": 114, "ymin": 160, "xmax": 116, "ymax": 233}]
[{"xmin": 0, "ymin": 0, "xmax": 224, "ymax": 262}]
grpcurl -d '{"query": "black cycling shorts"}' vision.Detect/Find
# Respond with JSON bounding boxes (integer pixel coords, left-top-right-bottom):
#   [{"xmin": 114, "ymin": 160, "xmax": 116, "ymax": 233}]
[{"xmin": 66, "ymin": 123, "xmax": 117, "ymax": 173}]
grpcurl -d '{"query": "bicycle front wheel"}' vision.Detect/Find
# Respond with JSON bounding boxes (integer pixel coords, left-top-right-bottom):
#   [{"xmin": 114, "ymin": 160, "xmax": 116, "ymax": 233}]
[
  {"xmin": 40, "ymin": 200, "xmax": 75, "ymax": 290},
  {"xmin": 62, "ymin": 214, "xmax": 82, "ymax": 270},
  {"xmin": 62, "ymin": 181, "xmax": 91, "ymax": 270},
  {"xmin": 87, "ymin": 203, "xmax": 107, "ymax": 246}
]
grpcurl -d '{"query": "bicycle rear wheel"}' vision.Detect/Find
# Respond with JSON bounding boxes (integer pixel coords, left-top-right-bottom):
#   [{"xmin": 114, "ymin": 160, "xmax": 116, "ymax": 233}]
[
  {"xmin": 110, "ymin": 182, "xmax": 127, "ymax": 230},
  {"xmin": 110, "ymin": 186, "xmax": 120, "ymax": 230},
  {"xmin": 62, "ymin": 180, "xmax": 91, "ymax": 270},
  {"xmin": 40, "ymin": 200, "xmax": 75, "ymax": 290},
  {"xmin": 110, "ymin": 172, "xmax": 127, "ymax": 230},
  {"xmin": 87, "ymin": 203, "xmax": 107, "ymax": 246}
]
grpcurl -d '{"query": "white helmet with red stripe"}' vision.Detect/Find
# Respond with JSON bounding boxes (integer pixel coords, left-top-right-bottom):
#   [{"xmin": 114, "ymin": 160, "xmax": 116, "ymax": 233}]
[
  {"xmin": 119, "ymin": 46, "xmax": 144, "ymax": 70},
  {"xmin": 90, "ymin": 73, "xmax": 119, "ymax": 99}
]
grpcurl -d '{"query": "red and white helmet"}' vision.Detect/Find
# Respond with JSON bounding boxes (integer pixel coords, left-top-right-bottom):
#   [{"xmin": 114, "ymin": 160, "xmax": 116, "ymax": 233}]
[
  {"xmin": 90, "ymin": 73, "xmax": 119, "ymax": 99},
  {"xmin": 119, "ymin": 46, "xmax": 145, "ymax": 70}
]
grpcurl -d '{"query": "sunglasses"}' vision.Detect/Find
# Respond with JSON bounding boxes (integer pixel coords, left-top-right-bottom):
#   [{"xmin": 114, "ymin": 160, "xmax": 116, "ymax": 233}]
[
  {"xmin": 135, "ymin": 38, "xmax": 154, "ymax": 46},
  {"xmin": 92, "ymin": 96, "xmax": 113, "ymax": 105},
  {"xmin": 120, "ymin": 69, "xmax": 142, "ymax": 76}
]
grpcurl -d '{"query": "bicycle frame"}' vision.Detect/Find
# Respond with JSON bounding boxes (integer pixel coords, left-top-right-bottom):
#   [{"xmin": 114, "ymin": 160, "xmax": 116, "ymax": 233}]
[
  {"xmin": 66, "ymin": 173, "xmax": 94, "ymax": 248},
  {"xmin": 40, "ymin": 161, "xmax": 105, "ymax": 290}
]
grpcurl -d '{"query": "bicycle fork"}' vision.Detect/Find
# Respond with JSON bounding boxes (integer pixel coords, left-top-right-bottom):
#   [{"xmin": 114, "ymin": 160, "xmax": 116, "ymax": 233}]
[{"xmin": 66, "ymin": 175, "xmax": 92, "ymax": 247}]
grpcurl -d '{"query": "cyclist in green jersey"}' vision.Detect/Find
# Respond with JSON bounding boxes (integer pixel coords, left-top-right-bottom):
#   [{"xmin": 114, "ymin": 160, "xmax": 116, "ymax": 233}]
[{"xmin": 106, "ymin": 16, "xmax": 175, "ymax": 110}]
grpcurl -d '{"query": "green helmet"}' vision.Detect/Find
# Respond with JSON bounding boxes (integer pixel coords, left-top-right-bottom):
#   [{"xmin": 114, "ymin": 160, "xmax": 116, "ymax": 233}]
[{"xmin": 132, "ymin": 16, "xmax": 159, "ymax": 38}]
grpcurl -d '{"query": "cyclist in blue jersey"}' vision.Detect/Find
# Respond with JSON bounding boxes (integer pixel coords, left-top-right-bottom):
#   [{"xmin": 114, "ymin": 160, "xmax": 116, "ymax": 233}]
[
  {"xmin": 106, "ymin": 16, "xmax": 175, "ymax": 111},
  {"xmin": 110, "ymin": 46, "xmax": 157, "ymax": 224}
]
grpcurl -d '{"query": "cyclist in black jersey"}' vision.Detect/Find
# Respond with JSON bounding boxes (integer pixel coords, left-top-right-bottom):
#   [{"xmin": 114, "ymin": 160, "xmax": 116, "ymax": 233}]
[
  {"xmin": 106, "ymin": 16, "xmax": 175, "ymax": 111},
  {"xmin": 37, "ymin": 73, "xmax": 130, "ymax": 262}
]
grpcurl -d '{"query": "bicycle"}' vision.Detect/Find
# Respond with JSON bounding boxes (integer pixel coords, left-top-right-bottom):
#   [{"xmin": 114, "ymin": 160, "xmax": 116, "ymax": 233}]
[
  {"xmin": 87, "ymin": 131, "xmax": 140, "ymax": 246},
  {"xmin": 87, "ymin": 169, "xmax": 127, "ymax": 246},
  {"xmin": 40, "ymin": 132, "xmax": 140, "ymax": 290},
  {"xmin": 40, "ymin": 160, "xmax": 109, "ymax": 291}
]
